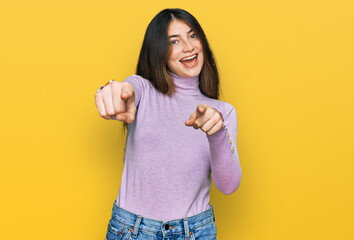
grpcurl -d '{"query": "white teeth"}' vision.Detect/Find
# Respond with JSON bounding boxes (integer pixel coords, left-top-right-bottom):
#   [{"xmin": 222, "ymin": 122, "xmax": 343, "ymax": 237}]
[{"xmin": 181, "ymin": 54, "xmax": 197, "ymax": 61}]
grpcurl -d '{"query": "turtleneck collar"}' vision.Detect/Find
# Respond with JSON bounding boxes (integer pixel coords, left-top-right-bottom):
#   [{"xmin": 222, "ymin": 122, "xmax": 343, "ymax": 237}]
[{"xmin": 169, "ymin": 71, "xmax": 201, "ymax": 96}]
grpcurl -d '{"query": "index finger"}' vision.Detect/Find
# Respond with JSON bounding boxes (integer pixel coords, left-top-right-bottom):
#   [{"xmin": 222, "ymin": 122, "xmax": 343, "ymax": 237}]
[
  {"xmin": 196, "ymin": 104, "xmax": 208, "ymax": 118},
  {"xmin": 120, "ymin": 84, "xmax": 134, "ymax": 102}
]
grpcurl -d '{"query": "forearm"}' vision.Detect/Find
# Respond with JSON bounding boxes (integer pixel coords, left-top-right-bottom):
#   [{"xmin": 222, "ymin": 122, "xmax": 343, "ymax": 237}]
[{"xmin": 207, "ymin": 123, "xmax": 242, "ymax": 195}]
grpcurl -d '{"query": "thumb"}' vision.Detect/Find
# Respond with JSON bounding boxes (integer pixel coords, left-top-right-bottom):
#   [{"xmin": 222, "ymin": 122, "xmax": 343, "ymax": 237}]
[{"xmin": 185, "ymin": 111, "xmax": 197, "ymax": 126}]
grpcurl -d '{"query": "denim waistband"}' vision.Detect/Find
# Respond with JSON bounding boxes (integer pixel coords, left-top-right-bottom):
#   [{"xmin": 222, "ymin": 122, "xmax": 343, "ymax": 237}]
[{"xmin": 111, "ymin": 200, "xmax": 216, "ymax": 237}]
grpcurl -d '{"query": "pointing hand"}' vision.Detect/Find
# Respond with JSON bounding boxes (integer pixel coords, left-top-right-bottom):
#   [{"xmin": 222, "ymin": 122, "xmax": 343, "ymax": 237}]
[
  {"xmin": 94, "ymin": 80, "xmax": 136, "ymax": 124},
  {"xmin": 185, "ymin": 104, "xmax": 223, "ymax": 136}
]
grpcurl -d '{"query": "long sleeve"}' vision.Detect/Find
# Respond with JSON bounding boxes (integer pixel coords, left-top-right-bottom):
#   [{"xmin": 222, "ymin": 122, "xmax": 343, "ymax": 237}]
[{"xmin": 207, "ymin": 105, "xmax": 242, "ymax": 195}]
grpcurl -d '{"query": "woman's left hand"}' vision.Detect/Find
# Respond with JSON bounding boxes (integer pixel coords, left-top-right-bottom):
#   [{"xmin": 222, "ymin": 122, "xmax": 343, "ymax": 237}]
[{"xmin": 185, "ymin": 104, "xmax": 223, "ymax": 136}]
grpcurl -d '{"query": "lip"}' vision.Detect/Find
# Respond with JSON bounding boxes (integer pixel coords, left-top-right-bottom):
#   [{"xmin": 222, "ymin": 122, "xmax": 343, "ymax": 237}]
[
  {"xmin": 179, "ymin": 54, "xmax": 199, "ymax": 68},
  {"xmin": 179, "ymin": 53, "xmax": 198, "ymax": 62}
]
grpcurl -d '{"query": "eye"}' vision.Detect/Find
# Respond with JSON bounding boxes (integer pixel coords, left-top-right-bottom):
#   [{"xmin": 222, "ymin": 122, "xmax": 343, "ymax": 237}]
[{"xmin": 190, "ymin": 33, "xmax": 197, "ymax": 39}]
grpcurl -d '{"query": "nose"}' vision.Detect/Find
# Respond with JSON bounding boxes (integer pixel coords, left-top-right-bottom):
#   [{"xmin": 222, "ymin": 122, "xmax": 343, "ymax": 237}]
[{"xmin": 182, "ymin": 39, "xmax": 194, "ymax": 52}]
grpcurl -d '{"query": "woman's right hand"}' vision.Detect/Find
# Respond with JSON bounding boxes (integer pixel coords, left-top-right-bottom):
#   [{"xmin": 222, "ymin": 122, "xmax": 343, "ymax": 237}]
[{"xmin": 94, "ymin": 80, "xmax": 136, "ymax": 124}]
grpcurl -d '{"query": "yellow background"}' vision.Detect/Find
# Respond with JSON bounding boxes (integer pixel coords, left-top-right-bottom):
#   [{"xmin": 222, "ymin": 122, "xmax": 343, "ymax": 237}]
[{"xmin": 1, "ymin": 0, "xmax": 353, "ymax": 239}]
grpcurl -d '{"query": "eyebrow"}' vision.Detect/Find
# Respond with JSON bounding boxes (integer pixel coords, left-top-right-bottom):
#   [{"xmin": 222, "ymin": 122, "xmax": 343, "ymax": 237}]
[{"xmin": 169, "ymin": 29, "xmax": 194, "ymax": 38}]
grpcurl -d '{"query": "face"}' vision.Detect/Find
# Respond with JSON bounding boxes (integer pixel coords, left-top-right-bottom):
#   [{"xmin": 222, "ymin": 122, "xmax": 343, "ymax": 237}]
[{"xmin": 166, "ymin": 19, "xmax": 204, "ymax": 78}]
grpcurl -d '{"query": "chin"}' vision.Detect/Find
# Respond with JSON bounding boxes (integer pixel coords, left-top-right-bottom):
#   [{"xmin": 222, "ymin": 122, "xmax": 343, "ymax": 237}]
[
  {"xmin": 169, "ymin": 63, "xmax": 202, "ymax": 78},
  {"xmin": 180, "ymin": 67, "xmax": 202, "ymax": 78}
]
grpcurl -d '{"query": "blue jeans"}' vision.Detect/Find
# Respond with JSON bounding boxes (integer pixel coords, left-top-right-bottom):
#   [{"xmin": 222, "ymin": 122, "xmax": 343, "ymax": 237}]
[{"xmin": 105, "ymin": 200, "xmax": 218, "ymax": 240}]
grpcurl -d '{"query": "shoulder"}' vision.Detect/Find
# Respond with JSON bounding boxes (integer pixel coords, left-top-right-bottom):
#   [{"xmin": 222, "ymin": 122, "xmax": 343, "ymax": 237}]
[{"xmin": 123, "ymin": 74, "xmax": 153, "ymax": 89}]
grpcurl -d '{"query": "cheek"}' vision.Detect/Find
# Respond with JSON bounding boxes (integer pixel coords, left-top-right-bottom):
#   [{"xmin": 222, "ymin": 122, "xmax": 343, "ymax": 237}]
[
  {"xmin": 168, "ymin": 51, "xmax": 180, "ymax": 68},
  {"xmin": 198, "ymin": 53, "xmax": 204, "ymax": 67},
  {"xmin": 196, "ymin": 40, "xmax": 203, "ymax": 50},
  {"xmin": 199, "ymin": 53, "xmax": 204, "ymax": 62},
  {"xmin": 196, "ymin": 41, "xmax": 204, "ymax": 63},
  {"xmin": 168, "ymin": 48, "xmax": 179, "ymax": 61}
]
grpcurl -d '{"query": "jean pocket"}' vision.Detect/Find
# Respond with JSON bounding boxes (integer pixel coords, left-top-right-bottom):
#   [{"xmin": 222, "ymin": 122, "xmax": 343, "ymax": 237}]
[
  {"xmin": 106, "ymin": 219, "xmax": 131, "ymax": 240},
  {"xmin": 192, "ymin": 220, "xmax": 217, "ymax": 240}
]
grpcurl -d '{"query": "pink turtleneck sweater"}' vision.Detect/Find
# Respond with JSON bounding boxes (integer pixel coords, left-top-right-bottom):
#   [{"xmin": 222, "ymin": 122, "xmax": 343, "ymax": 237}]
[{"xmin": 115, "ymin": 73, "xmax": 242, "ymax": 221}]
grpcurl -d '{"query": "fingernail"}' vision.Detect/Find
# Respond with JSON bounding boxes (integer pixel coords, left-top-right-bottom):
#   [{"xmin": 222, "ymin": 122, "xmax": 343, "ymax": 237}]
[{"xmin": 117, "ymin": 116, "xmax": 125, "ymax": 121}]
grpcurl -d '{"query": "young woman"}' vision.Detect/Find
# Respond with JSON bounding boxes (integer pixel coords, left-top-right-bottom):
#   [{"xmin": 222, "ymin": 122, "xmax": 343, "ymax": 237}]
[{"xmin": 94, "ymin": 8, "xmax": 242, "ymax": 240}]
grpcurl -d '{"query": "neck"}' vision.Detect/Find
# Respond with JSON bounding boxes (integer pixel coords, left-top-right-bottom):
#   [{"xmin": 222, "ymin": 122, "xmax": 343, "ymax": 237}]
[{"xmin": 169, "ymin": 71, "xmax": 201, "ymax": 96}]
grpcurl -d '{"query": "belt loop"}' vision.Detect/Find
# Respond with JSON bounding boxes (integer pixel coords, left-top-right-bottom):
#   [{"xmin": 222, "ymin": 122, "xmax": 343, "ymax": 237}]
[
  {"xmin": 211, "ymin": 205, "xmax": 216, "ymax": 222},
  {"xmin": 131, "ymin": 215, "xmax": 142, "ymax": 238},
  {"xmin": 183, "ymin": 218, "xmax": 190, "ymax": 240}
]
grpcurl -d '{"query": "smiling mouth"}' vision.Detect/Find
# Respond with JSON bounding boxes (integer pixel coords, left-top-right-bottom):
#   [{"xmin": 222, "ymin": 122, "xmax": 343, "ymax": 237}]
[{"xmin": 179, "ymin": 54, "xmax": 198, "ymax": 67}]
